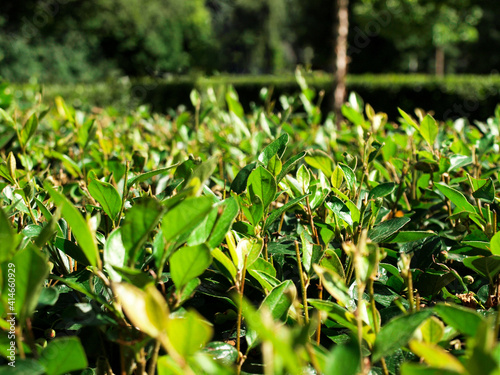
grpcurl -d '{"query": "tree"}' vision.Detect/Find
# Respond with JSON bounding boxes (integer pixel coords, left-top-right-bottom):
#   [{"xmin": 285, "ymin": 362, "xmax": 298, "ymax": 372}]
[{"xmin": 353, "ymin": 0, "xmax": 482, "ymax": 75}]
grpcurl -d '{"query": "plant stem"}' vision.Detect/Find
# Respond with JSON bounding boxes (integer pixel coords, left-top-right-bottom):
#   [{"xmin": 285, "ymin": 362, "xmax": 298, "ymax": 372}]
[
  {"xmin": 147, "ymin": 340, "xmax": 161, "ymax": 375},
  {"xmin": 236, "ymin": 256, "xmax": 249, "ymax": 375},
  {"xmin": 294, "ymin": 241, "xmax": 309, "ymax": 323},
  {"xmin": 316, "ymin": 282, "xmax": 323, "ymax": 345}
]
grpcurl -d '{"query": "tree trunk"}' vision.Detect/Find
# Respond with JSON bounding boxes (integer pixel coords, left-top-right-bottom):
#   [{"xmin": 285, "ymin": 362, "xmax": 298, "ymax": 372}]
[
  {"xmin": 334, "ymin": 0, "xmax": 349, "ymax": 124},
  {"xmin": 435, "ymin": 47, "xmax": 445, "ymax": 76}
]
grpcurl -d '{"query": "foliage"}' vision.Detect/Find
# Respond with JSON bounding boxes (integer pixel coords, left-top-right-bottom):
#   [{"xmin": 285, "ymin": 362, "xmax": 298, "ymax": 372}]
[{"xmin": 1, "ymin": 77, "xmax": 500, "ymax": 374}]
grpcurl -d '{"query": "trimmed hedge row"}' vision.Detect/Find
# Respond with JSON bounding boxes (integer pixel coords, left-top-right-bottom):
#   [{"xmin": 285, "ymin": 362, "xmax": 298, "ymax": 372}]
[{"xmin": 11, "ymin": 73, "xmax": 500, "ymax": 121}]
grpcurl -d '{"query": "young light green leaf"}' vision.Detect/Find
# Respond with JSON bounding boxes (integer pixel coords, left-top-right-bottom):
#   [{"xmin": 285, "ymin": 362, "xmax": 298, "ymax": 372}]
[
  {"xmin": 326, "ymin": 197, "xmax": 353, "ymax": 227},
  {"xmin": 491, "ymin": 232, "xmax": 500, "ymax": 256},
  {"xmin": 212, "ymin": 248, "xmax": 237, "ymax": 281},
  {"xmin": 419, "ymin": 316, "xmax": 445, "ymax": 344},
  {"xmin": 103, "ymin": 228, "xmax": 127, "ymax": 282},
  {"xmin": 408, "ymin": 340, "xmax": 465, "ymax": 373},
  {"xmin": 170, "ymin": 244, "xmax": 212, "ymax": 291},
  {"xmin": 45, "ymin": 183, "xmax": 100, "ymax": 268},
  {"xmin": 113, "ymin": 282, "xmax": 169, "ymax": 339},
  {"xmin": 19, "ymin": 113, "xmax": 38, "ymax": 149},
  {"xmin": 305, "ymin": 149, "xmax": 334, "ymax": 178},
  {"xmin": 398, "ymin": 108, "xmax": 420, "ymax": 131},
  {"xmin": 127, "ymin": 164, "xmax": 179, "ymax": 189},
  {"xmin": 420, "ymin": 114, "xmax": 438, "ymax": 148},
  {"xmin": 338, "ymin": 163, "xmax": 356, "ymax": 191},
  {"xmin": 166, "ymin": 310, "xmax": 213, "ymax": 358},
  {"xmin": 331, "ymin": 166, "xmax": 345, "ymax": 189}
]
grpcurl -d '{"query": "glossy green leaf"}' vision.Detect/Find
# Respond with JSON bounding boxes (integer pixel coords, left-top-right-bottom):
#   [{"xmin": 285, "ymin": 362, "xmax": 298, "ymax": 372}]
[
  {"xmin": 326, "ymin": 197, "xmax": 353, "ymax": 227},
  {"xmin": 277, "ymin": 151, "xmax": 306, "ymax": 182},
  {"xmin": 202, "ymin": 341, "xmax": 238, "ymax": 366},
  {"xmin": 463, "ymin": 255, "xmax": 500, "ymax": 280},
  {"xmin": 267, "ymin": 154, "xmax": 282, "ymax": 177},
  {"xmin": 473, "ymin": 178, "xmax": 495, "ymax": 203},
  {"xmin": 261, "ymin": 280, "xmax": 295, "ymax": 321},
  {"xmin": 166, "ymin": 310, "xmax": 213, "ymax": 358},
  {"xmin": 207, "ymin": 197, "xmax": 239, "ymax": 248},
  {"xmin": 368, "ymin": 217, "xmax": 410, "ymax": 243},
  {"xmin": 45, "ymin": 183, "xmax": 100, "ymax": 268},
  {"xmin": 320, "ymin": 249, "xmax": 345, "ymax": 279},
  {"xmin": 230, "ymin": 162, "xmax": 256, "ymax": 194},
  {"xmin": 372, "ymin": 309, "xmax": 433, "ymax": 362},
  {"xmin": 170, "ymin": 244, "xmax": 212, "ymax": 291},
  {"xmin": 338, "ymin": 163, "xmax": 356, "ymax": 191},
  {"xmin": 212, "ymin": 248, "xmax": 237, "ymax": 280},
  {"xmin": 331, "ymin": 165, "xmax": 345, "ymax": 188},
  {"xmin": 39, "ymin": 337, "xmax": 88, "ymax": 375},
  {"xmin": 313, "ymin": 264, "xmax": 351, "ymax": 307},
  {"xmin": 258, "ymin": 133, "xmax": 288, "ymax": 165},
  {"xmin": 54, "ymin": 237, "xmax": 90, "ymax": 266},
  {"xmin": 435, "ymin": 182, "xmax": 476, "ymax": 214},
  {"xmin": 398, "ymin": 108, "xmax": 420, "ymax": 131},
  {"xmin": 263, "ymin": 193, "xmax": 309, "ymax": 233},
  {"xmin": 368, "ymin": 182, "xmax": 396, "ymax": 200},
  {"xmin": 386, "ymin": 231, "xmax": 437, "ymax": 243},
  {"xmin": 122, "ymin": 198, "xmax": 164, "ymax": 266},
  {"xmin": 433, "ymin": 303, "xmax": 483, "ymax": 337},
  {"xmin": 162, "ymin": 196, "xmax": 213, "ymax": 243},
  {"xmin": 88, "ymin": 174, "xmax": 121, "ymax": 221}
]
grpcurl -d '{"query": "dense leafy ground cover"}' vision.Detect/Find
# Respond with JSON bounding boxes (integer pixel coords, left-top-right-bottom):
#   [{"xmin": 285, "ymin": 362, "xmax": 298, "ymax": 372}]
[{"xmin": 1, "ymin": 76, "xmax": 500, "ymax": 375}]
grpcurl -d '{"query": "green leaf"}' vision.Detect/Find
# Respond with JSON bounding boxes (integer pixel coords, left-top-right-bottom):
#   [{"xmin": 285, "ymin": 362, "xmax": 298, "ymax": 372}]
[
  {"xmin": 419, "ymin": 316, "xmax": 445, "ymax": 344},
  {"xmin": 326, "ymin": 197, "xmax": 353, "ymax": 227},
  {"xmin": 202, "ymin": 342, "xmax": 238, "ymax": 366},
  {"xmin": 473, "ymin": 178, "xmax": 495, "ymax": 203},
  {"xmin": 372, "ymin": 309, "xmax": 433, "ymax": 362},
  {"xmin": 113, "ymin": 283, "xmax": 169, "ymax": 339},
  {"xmin": 277, "ymin": 151, "xmax": 306, "ymax": 182},
  {"xmin": 247, "ymin": 166, "xmax": 277, "ymax": 210},
  {"xmin": 170, "ymin": 244, "xmax": 212, "ymax": 291},
  {"xmin": 88, "ymin": 174, "xmax": 122, "ymax": 221},
  {"xmin": 258, "ymin": 133, "xmax": 288, "ymax": 165},
  {"xmin": 331, "ymin": 165, "xmax": 345, "ymax": 189},
  {"xmin": 37, "ymin": 287, "xmax": 59, "ymax": 307},
  {"xmin": 368, "ymin": 182, "xmax": 396, "ymax": 200},
  {"xmin": 433, "ymin": 303, "xmax": 483, "ymax": 337},
  {"xmin": 320, "ymin": 249, "xmax": 345, "ymax": 279},
  {"xmin": 122, "ymin": 198, "xmax": 164, "ymax": 266},
  {"xmin": 435, "ymin": 182, "xmax": 476, "ymax": 214},
  {"xmin": 1, "ymin": 245, "xmax": 49, "ymax": 323},
  {"xmin": 420, "ymin": 114, "xmax": 438, "ymax": 148},
  {"xmin": 19, "ymin": 113, "xmax": 38, "ymax": 149},
  {"xmin": 45, "ymin": 183, "xmax": 100, "ymax": 268},
  {"xmin": 261, "ymin": 280, "xmax": 295, "ymax": 321},
  {"xmin": 54, "ymin": 237, "xmax": 91, "ymax": 266},
  {"xmin": 463, "ymin": 255, "xmax": 500, "ymax": 280},
  {"xmin": 207, "ymin": 197, "xmax": 239, "ymax": 248},
  {"xmin": 230, "ymin": 162, "xmax": 256, "ymax": 194},
  {"xmin": 39, "ymin": 337, "xmax": 88, "ymax": 375},
  {"xmin": 49, "ymin": 151, "xmax": 82, "ymax": 178},
  {"xmin": 408, "ymin": 340, "xmax": 465, "ymax": 373},
  {"xmin": 267, "ymin": 154, "xmax": 282, "ymax": 177},
  {"xmin": 324, "ymin": 339, "xmax": 360, "ymax": 375},
  {"xmin": 400, "ymin": 363, "xmax": 462, "ymax": 375},
  {"xmin": 368, "ymin": 217, "xmax": 410, "ymax": 243},
  {"xmin": 212, "ymin": 248, "xmax": 237, "ymax": 280},
  {"xmin": 103, "ymin": 228, "xmax": 127, "ymax": 282},
  {"xmin": 386, "ymin": 231, "xmax": 437, "ymax": 243},
  {"xmin": 491, "ymin": 232, "xmax": 500, "ymax": 256},
  {"xmin": 448, "ymin": 155, "xmax": 472, "ymax": 172},
  {"xmin": 305, "ymin": 149, "xmax": 334, "ymax": 178},
  {"xmin": 162, "ymin": 196, "xmax": 213, "ymax": 244},
  {"xmin": 263, "ymin": 193, "xmax": 309, "ymax": 233},
  {"xmin": 127, "ymin": 165, "xmax": 178, "ymax": 189},
  {"xmin": 0, "ymin": 206, "xmax": 16, "ymax": 263},
  {"xmin": 338, "ymin": 163, "xmax": 356, "ymax": 191},
  {"xmin": 313, "ymin": 264, "xmax": 351, "ymax": 307},
  {"xmin": 166, "ymin": 310, "xmax": 213, "ymax": 358},
  {"xmin": 398, "ymin": 108, "xmax": 420, "ymax": 131}
]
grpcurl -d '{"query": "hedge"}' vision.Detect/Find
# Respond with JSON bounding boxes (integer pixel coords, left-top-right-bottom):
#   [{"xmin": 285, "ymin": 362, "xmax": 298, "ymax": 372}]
[{"xmin": 10, "ymin": 73, "xmax": 500, "ymax": 121}]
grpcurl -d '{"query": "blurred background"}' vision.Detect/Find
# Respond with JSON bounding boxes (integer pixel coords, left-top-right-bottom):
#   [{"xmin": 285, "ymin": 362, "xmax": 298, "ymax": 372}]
[{"xmin": 1, "ymin": 0, "xmax": 499, "ymax": 118}]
